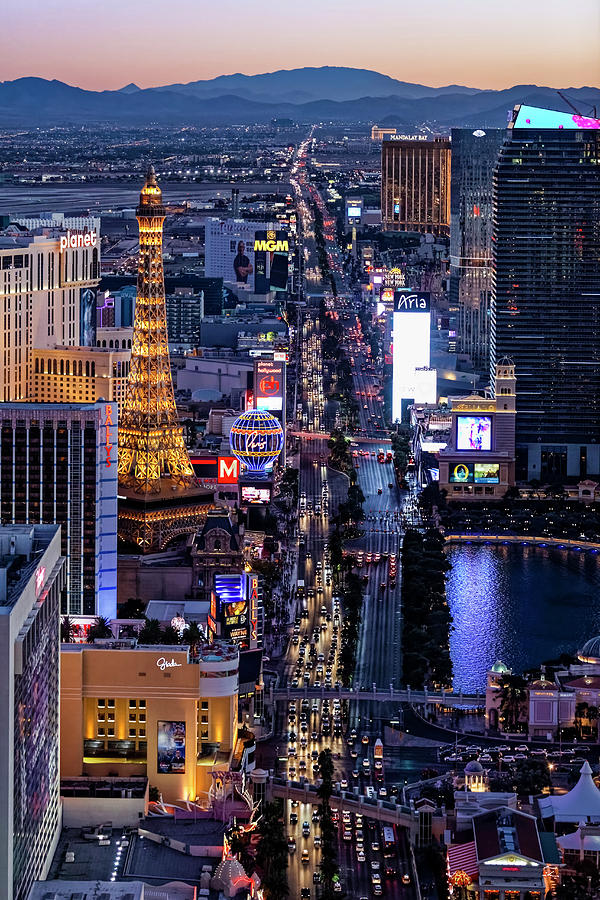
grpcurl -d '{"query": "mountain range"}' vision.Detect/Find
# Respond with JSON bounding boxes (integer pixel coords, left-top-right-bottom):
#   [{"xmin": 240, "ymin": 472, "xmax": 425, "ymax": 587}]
[{"xmin": 0, "ymin": 67, "xmax": 598, "ymax": 127}]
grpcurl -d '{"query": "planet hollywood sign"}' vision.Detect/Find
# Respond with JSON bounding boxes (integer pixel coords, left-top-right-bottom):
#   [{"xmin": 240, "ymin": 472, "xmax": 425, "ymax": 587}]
[{"xmin": 59, "ymin": 230, "xmax": 98, "ymax": 252}]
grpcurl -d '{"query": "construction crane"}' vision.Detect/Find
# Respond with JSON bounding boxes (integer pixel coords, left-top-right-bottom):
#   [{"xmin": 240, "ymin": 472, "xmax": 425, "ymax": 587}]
[{"xmin": 556, "ymin": 90, "xmax": 597, "ymax": 119}]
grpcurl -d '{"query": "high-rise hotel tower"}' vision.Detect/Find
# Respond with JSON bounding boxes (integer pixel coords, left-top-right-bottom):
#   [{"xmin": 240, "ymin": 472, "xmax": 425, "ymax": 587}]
[
  {"xmin": 118, "ymin": 168, "xmax": 211, "ymax": 551},
  {"xmin": 490, "ymin": 105, "xmax": 600, "ymax": 481}
]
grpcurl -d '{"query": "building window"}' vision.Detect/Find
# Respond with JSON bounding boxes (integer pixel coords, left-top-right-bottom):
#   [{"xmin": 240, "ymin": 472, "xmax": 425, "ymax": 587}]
[
  {"xmin": 107, "ymin": 699, "xmax": 115, "ymax": 707},
  {"xmin": 129, "ymin": 700, "xmax": 137, "ymax": 708},
  {"xmin": 129, "ymin": 713, "xmax": 137, "ymax": 722},
  {"xmin": 201, "ymin": 701, "xmax": 208, "ymax": 711},
  {"xmin": 139, "ymin": 714, "xmax": 146, "ymax": 723},
  {"xmin": 139, "ymin": 700, "xmax": 146, "ymax": 708},
  {"xmin": 201, "ymin": 715, "xmax": 208, "ymax": 724},
  {"xmin": 201, "ymin": 729, "xmax": 209, "ymax": 740},
  {"xmin": 97, "ymin": 699, "xmax": 105, "ymax": 707},
  {"xmin": 139, "ymin": 729, "xmax": 146, "ymax": 738},
  {"xmin": 129, "ymin": 729, "xmax": 136, "ymax": 738}
]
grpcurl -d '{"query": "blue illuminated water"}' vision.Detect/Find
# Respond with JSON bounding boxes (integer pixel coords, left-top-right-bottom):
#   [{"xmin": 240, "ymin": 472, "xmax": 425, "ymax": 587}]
[{"xmin": 446, "ymin": 544, "xmax": 600, "ymax": 693}]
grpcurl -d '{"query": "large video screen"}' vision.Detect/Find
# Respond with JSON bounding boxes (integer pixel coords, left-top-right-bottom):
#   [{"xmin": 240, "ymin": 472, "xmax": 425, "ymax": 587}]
[
  {"xmin": 449, "ymin": 463, "xmax": 474, "ymax": 484},
  {"xmin": 347, "ymin": 206, "xmax": 362, "ymax": 217},
  {"xmin": 157, "ymin": 721, "xmax": 186, "ymax": 774},
  {"xmin": 456, "ymin": 415, "xmax": 492, "ymax": 451},
  {"xmin": 474, "ymin": 463, "xmax": 500, "ymax": 484},
  {"xmin": 241, "ymin": 485, "xmax": 271, "ymax": 504}
]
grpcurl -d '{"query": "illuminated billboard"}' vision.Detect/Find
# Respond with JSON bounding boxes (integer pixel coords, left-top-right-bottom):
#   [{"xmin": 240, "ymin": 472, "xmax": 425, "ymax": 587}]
[
  {"xmin": 214, "ymin": 574, "xmax": 248, "ymax": 645},
  {"xmin": 392, "ymin": 292, "xmax": 434, "ymax": 422},
  {"xmin": 241, "ymin": 485, "xmax": 271, "ymax": 504},
  {"xmin": 347, "ymin": 206, "xmax": 362, "ymax": 217},
  {"xmin": 449, "ymin": 463, "xmax": 474, "ymax": 483},
  {"xmin": 80, "ymin": 288, "xmax": 97, "ymax": 346},
  {"xmin": 474, "ymin": 463, "xmax": 500, "ymax": 483},
  {"xmin": 254, "ymin": 359, "xmax": 285, "ymax": 411},
  {"xmin": 157, "ymin": 721, "xmax": 186, "ymax": 774},
  {"xmin": 456, "ymin": 415, "xmax": 492, "ymax": 451},
  {"xmin": 513, "ymin": 105, "xmax": 600, "ymax": 130},
  {"xmin": 218, "ymin": 456, "xmax": 239, "ymax": 484}
]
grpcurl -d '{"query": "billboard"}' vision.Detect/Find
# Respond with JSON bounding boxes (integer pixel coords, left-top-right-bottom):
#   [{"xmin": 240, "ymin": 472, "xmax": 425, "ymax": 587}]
[
  {"xmin": 513, "ymin": 104, "xmax": 600, "ymax": 130},
  {"xmin": 253, "ymin": 230, "xmax": 290, "ymax": 293},
  {"xmin": 347, "ymin": 206, "xmax": 362, "ymax": 217},
  {"xmin": 157, "ymin": 721, "xmax": 186, "ymax": 774},
  {"xmin": 474, "ymin": 462, "xmax": 500, "ymax": 483},
  {"xmin": 80, "ymin": 288, "xmax": 97, "ymax": 346},
  {"xmin": 214, "ymin": 574, "xmax": 248, "ymax": 645},
  {"xmin": 392, "ymin": 296, "xmax": 434, "ymax": 422},
  {"xmin": 449, "ymin": 463, "xmax": 474, "ymax": 483},
  {"xmin": 218, "ymin": 456, "xmax": 240, "ymax": 484},
  {"xmin": 456, "ymin": 415, "xmax": 492, "ymax": 451},
  {"xmin": 241, "ymin": 485, "xmax": 271, "ymax": 504},
  {"xmin": 254, "ymin": 359, "xmax": 285, "ymax": 411}
]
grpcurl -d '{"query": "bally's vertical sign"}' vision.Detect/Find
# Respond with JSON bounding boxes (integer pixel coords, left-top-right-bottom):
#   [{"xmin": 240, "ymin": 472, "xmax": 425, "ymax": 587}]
[
  {"xmin": 254, "ymin": 358, "xmax": 285, "ymax": 412},
  {"xmin": 247, "ymin": 573, "xmax": 262, "ymax": 647}
]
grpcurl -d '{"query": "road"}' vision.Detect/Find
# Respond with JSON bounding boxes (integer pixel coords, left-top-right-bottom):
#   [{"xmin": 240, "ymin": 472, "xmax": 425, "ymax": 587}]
[{"xmin": 262, "ymin": 139, "xmax": 421, "ymax": 900}]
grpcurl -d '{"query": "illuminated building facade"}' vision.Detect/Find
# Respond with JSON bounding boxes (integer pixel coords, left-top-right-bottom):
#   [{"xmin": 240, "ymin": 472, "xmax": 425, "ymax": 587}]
[
  {"xmin": 29, "ymin": 345, "xmax": 130, "ymax": 406},
  {"xmin": 381, "ymin": 136, "xmax": 451, "ymax": 235},
  {"xmin": 60, "ymin": 641, "xmax": 240, "ymax": 804},
  {"xmin": 449, "ymin": 128, "xmax": 505, "ymax": 371},
  {"xmin": 118, "ymin": 168, "xmax": 210, "ymax": 551},
  {"xmin": 0, "ymin": 524, "xmax": 65, "ymax": 900},
  {"xmin": 371, "ymin": 125, "xmax": 397, "ymax": 141},
  {"xmin": 490, "ymin": 106, "xmax": 600, "ymax": 481},
  {"xmin": 391, "ymin": 291, "xmax": 436, "ymax": 422},
  {"xmin": 0, "ymin": 219, "xmax": 100, "ymax": 402},
  {"xmin": 438, "ymin": 360, "xmax": 516, "ymax": 500},
  {"xmin": 0, "ymin": 401, "xmax": 118, "ymax": 617}
]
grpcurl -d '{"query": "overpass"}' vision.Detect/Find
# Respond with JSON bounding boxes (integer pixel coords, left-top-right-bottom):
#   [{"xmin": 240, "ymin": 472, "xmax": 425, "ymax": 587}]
[
  {"xmin": 270, "ymin": 776, "xmax": 419, "ymax": 836},
  {"xmin": 270, "ymin": 683, "xmax": 484, "ymax": 708}
]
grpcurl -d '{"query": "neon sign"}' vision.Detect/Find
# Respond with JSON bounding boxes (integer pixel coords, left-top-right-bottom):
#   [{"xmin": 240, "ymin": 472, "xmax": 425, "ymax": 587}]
[
  {"xmin": 156, "ymin": 657, "xmax": 182, "ymax": 670},
  {"xmin": 35, "ymin": 566, "xmax": 46, "ymax": 596},
  {"xmin": 60, "ymin": 230, "xmax": 98, "ymax": 252},
  {"xmin": 249, "ymin": 575, "xmax": 259, "ymax": 642},
  {"xmin": 103, "ymin": 405, "xmax": 114, "ymax": 468}
]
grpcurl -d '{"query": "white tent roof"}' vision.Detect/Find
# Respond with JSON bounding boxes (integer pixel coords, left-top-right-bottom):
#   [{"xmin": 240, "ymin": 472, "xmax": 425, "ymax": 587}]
[
  {"xmin": 558, "ymin": 828, "xmax": 600, "ymax": 852},
  {"xmin": 539, "ymin": 762, "xmax": 600, "ymax": 823}
]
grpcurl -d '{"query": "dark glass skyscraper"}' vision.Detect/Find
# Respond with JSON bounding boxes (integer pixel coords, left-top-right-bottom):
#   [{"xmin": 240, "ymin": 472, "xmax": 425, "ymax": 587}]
[
  {"xmin": 490, "ymin": 106, "xmax": 600, "ymax": 482},
  {"xmin": 450, "ymin": 128, "xmax": 504, "ymax": 371}
]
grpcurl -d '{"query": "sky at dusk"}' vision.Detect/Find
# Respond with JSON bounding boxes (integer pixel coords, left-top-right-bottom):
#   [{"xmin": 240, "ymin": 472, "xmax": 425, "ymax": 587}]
[{"xmin": 2, "ymin": 0, "xmax": 599, "ymax": 91}]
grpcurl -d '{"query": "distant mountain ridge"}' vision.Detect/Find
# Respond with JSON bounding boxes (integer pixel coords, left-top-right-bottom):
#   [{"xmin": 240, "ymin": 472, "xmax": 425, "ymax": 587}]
[{"xmin": 0, "ymin": 67, "xmax": 598, "ymax": 127}]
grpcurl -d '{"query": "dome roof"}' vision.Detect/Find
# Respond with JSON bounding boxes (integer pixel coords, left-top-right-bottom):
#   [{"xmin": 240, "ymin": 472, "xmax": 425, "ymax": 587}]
[
  {"xmin": 530, "ymin": 678, "xmax": 554, "ymax": 691},
  {"xmin": 579, "ymin": 636, "xmax": 600, "ymax": 662},
  {"xmin": 491, "ymin": 660, "xmax": 510, "ymax": 674},
  {"xmin": 465, "ymin": 760, "xmax": 484, "ymax": 774}
]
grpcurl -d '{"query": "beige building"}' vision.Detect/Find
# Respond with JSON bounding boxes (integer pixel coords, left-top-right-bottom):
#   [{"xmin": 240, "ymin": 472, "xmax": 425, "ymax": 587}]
[
  {"xmin": 371, "ymin": 125, "xmax": 397, "ymax": 141},
  {"xmin": 0, "ymin": 221, "xmax": 100, "ymax": 401},
  {"xmin": 29, "ymin": 345, "xmax": 130, "ymax": 406},
  {"xmin": 381, "ymin": 136, "xmax": 451, "ymax": 235},
  {"xmin": 60, "ymin": 640, "xmax": 240, "ymax": 803}
]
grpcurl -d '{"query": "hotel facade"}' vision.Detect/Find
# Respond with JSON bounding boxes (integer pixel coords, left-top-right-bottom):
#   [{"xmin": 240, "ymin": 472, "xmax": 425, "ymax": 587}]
[
  {"xmin": 60, "ymin": 641, "xmax": 240, "ymax": 803},
  {"xmin": 0, "ymin": 218, "xmax": 100, "ymax": 402}
]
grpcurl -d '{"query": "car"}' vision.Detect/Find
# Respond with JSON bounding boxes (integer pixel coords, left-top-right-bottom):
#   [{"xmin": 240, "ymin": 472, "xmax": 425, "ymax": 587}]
[
  {"xmin": 362, "ymin": 734, "xmax": 369, "ymax": 744},
  {"xmin": 371, "ymin": 860, "xmax": 380, "ymax": 871},
  {"xmin": 302, "ymin": 821, "xmax": 310, "ymax": 836},
  {"xmin": 371, "ymin": 873, "xmax": 381, "ymax": 885},
  {"xmin": 313, "ymin": 834, "xmax": 321, "ymax": 848},
  {"xmin": 357, "ymin": 848, "xmax": 366, "ymax": 862},
  {"xmin": 287, "ymin": 838, "xmax": 296, "ymax": 852},
  {"xmin": 340, "ymin": 778, "xmax": 348, "ymax": 790},
  {"xmin": 302, "ymin": 849, "xmax": 310, "ymax": 864},
  {"xmin": 378, "ymin": 787, "xmax": 387, "ymax": 798},
  {"xmin": 343, "ymin": 829, "xmax": 352, "ymax": 841},
  {"xmin": 312, "ymin": 808, "xmax": 320, "ymax": 822},
  {"xmin": 373, "ymin": 886, "xmax": 383, "ymax": 896},
  {"xmin": 313, "ymin": 870, "xmax": 321, "ymax": 883},
  {"xmin": 352, "ymin": 770, "xmax": 360, "ymax": 780},
  {"xmin": 333, "ymin": 881, "xmax": 342, "ymax": 893},
  {"xmin": 402, "ymin": 873, "xmax": 411, "ymax": 885},
  {"xmin": 371, "ymin": 841, "xmax": 380, "ymax": 852},
  {"xmin": 301, "ymin": 889, "xmax": 311, "ymax": 899}
]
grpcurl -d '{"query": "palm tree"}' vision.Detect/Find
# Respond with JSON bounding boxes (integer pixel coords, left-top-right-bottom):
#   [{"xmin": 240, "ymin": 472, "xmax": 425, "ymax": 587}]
[
  {"xmin": 86, "ymin": 616, "xmax": 113, "ymax": 643},
  {"xmin": 61, "ymin": 615, "xmax": 75, "ymax": 643},
  {"xmin": 185, "ymin": 621, "xmax": 203, "ymax": 657},
  {"xmin": 138, "ymin": 618, "xmax": 163, "ymax": 645},
  {"xmin": 499, "ymin": 675, "xmax": 528, "ymax": 733},
  {"xmin": 575, "ymin": 701, "xmax": 589, "ymax": 738}
]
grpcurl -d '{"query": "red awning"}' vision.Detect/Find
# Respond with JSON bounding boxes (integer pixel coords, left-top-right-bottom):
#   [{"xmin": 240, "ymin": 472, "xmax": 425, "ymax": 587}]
[{"xmin": 448, "ymin": 841, "xmax": 479, "ymax": 878}]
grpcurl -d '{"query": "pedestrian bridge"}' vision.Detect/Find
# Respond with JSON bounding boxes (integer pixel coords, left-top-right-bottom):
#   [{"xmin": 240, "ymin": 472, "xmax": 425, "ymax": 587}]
[
  {"xmin": 270, "ymin": 776, "xmax": 418, "ymax": 834},
  {"xmin": 270, "ymin": 684, "xmax": 484, "ymax": 708}
]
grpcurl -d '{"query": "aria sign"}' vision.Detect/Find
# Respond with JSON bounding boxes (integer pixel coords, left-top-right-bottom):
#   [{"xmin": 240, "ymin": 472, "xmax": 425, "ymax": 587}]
[
  {"xmin": 60, "ymin": 230, "xmax": 98, "ymax": 252},
  {"xmin": 394, "ymin": 291, "xmax": 430, "ymax": 313}
]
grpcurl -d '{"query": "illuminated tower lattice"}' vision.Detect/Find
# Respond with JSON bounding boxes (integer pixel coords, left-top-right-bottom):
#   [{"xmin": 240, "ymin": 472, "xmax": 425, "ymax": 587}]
[{"xmin": 118, "ymin": 168, "xmax": 211, "ymax": 551}]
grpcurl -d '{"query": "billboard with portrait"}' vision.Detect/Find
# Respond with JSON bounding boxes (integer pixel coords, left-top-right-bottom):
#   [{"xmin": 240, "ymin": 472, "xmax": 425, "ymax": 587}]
[
  {"xmin": 474, "ymin": 463, "xmax": 500, "ymax": 483},
  {"xmin": 456, "ymin": 415, "xmax": 492, "ymax": 451},
  {"xmin": 80, "ymin": 288, "xmax": 97, "ymax": 346},
  {"xmin": 157, "ymin": 721, "xmax": 186, "ymax": 774},
  {"xmin": 449, "ymin": 463, "xmax": 474, "ymax": 483},
  {"xmin": 241, "ymin": 485, "xmax": 271, "ymax": 504}
]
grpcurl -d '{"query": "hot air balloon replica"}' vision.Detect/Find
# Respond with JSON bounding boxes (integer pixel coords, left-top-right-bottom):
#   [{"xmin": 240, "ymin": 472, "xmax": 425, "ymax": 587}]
[{"xmin": 229, "ymin": 409, "xmax": 284, "ymax": 477}]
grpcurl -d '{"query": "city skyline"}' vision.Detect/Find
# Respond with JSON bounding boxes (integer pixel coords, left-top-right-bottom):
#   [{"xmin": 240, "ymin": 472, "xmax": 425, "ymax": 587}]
[{"xmin": 2, "ymin": 0, "xmax": 599, "ymax": 91}]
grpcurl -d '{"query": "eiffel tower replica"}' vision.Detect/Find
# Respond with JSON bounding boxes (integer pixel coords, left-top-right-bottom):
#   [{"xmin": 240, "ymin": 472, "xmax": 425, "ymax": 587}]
[{"xmin": 118, "ymin": 166, "xmax": 212, "ymax": 551}]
